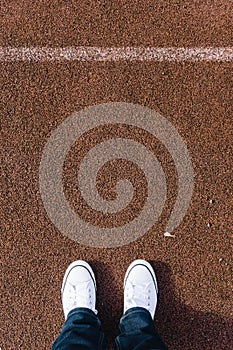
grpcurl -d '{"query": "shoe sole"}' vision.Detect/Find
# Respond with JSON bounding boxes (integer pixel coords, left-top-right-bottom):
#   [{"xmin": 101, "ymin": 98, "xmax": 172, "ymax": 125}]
[
  {"xmin": 124, "ymin": 259, "xmax": 158, "ymax": 294},
  {"xmin": 61, "ymin": 260, "xmax": 97, "ymax": 295}
]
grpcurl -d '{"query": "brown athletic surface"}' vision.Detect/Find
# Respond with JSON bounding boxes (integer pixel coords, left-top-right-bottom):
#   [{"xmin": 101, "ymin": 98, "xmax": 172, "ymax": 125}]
[{"xmin": 1, "ymin": 1, "xmax": 233, "ymax": 349}]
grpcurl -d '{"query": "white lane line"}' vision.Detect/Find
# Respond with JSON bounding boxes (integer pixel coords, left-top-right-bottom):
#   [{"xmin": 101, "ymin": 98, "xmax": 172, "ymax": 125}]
[{"xmin": 0, "ymin": 47, "xmax": 233, "ymax": 62}]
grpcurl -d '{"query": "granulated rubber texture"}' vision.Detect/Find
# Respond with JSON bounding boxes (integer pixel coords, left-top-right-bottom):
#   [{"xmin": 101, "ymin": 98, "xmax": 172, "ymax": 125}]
[{"xmin": 1, "ymin": 1, "xmax": 232, "ymax": 349}]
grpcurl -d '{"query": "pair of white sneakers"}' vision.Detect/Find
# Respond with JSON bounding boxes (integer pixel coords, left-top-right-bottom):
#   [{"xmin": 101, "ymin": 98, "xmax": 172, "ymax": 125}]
[{"xmin": 62, "ymin": 259, "xmax": 158, "ymax": 320}]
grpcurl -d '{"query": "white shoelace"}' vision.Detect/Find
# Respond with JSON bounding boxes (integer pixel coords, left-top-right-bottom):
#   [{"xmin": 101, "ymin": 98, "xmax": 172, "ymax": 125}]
[
  {"xmin": 125, "ymin": 280, "xmax": 153, "ymax": 311},
  {"xmin": 64, "ymin": 280, "xmax": 97, "ymax": 314}
]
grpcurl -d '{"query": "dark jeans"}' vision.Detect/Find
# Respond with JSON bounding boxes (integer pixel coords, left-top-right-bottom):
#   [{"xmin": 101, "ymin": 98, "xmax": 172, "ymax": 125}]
[{"xmin": 52, "ymin": 307, "xmax": 168, "ymax": 350}]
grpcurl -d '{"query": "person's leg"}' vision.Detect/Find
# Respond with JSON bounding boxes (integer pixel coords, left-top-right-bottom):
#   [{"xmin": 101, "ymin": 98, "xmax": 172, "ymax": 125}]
[
  {"xmin": 114, "ymin": 307, "xmax": 167, "ymax": 350},
  {"xmin": 52, "ymin": 307, "xmax": 107, "ymax": 350},
  {"xmin": 114, "ymin": 260, "xmax": 167, "ymax": 350},
  {"xmin": 52, "ymin": 260, "xmax": 108, "ymax": 350}
]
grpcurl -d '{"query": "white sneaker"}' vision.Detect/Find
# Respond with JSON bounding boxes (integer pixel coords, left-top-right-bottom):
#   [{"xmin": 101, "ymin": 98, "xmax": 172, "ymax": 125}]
[
  {"xmin": 61, "ymin": 260, "xmax": 97, "ymax": 320},
  {"xmin": 124, "ymin": 259, "xmax": 158, "ymax": 318}
]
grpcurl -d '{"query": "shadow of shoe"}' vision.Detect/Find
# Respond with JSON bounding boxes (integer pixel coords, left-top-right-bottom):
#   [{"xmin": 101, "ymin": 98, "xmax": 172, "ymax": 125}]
[
  {"xmin": 89, "ymin": 260, "xmax": 232, "ymax": 350},
  {"xmin": 151, "ymin": 261, "xmax": 233, "ymax": 350},
  {"xmin": 90, "ymin": 259, "xmax": 122, "ymax": 348}
]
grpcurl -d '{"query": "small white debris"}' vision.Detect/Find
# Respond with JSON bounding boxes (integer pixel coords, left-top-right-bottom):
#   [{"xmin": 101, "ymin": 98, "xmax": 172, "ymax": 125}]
[
  {"xmin": 164, "ymin": 232, "xmax": 175, "ymax": 238},
  {"xmin": 219, "ymin": 258, "xmax": 223, "ymax": 262},
  {"xmin": 207, "ymin": 223, "xmax": 212, "ymax": 228},
  {"xmin": 209, "ymin": 199, "xmax": 214, "ymax": 204}
]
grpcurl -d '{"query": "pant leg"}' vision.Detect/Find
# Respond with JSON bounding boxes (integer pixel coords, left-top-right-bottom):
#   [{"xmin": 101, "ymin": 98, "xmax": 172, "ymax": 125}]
[
  {"xmin": 52, "ymin": 307, "xmax": 108, "ymax": 350},
  {"xmin": 114, "ymin": 307, "xmax": 168, "ymax": 350}
]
